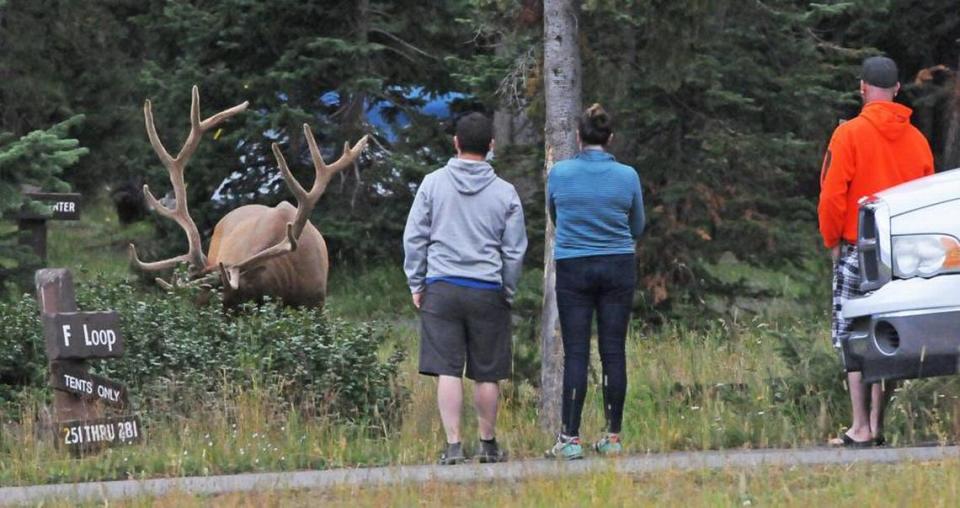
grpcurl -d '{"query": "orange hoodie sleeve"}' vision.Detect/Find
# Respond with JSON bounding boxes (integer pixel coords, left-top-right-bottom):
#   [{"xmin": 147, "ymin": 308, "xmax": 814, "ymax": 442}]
[{"xmin": 818, "ymin": 127, "xmax": 855, "ymax": 249}]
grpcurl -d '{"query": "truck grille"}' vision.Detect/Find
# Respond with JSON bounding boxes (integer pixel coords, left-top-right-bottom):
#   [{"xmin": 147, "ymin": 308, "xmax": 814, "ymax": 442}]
[{"xmin": 858, "ymin": 202, "xmax": 891, "ymax": 291}]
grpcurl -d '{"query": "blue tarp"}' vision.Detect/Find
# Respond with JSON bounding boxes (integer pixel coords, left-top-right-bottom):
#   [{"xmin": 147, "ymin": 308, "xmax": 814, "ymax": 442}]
[{"xmin": 322, "ymin": 87, "xmax": 468, "ymax": 141}]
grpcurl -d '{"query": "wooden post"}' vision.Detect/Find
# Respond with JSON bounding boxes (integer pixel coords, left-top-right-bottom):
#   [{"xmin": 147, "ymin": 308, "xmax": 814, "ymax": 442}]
[
  {"xmin": 35, "ymin": 269, "xmax": 102, "ymax": 424},
  {"xmin": 18, "ymin": 219, "xmax": 47, "ymax": 264},
  {"xmin": 36, "ymin": 268, "xmax": 139, "ymax": 454}
]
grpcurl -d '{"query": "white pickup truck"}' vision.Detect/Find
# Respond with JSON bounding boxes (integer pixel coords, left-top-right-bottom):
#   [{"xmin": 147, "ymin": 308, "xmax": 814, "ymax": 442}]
[{"xmin": 842, "ymin": 169, "xmax": 960, "ymax": 382}]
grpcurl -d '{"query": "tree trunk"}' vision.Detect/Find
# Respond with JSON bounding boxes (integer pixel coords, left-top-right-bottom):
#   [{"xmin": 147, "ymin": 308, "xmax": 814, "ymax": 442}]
[
  {"xmin": 493, "ymin": 41, "xmax": 518, "ymax": 151},
  {"xmin": 345, "ymin": 0, "xmax": 371, "ymax": 139},
  {"xmin": 494, "ymin": 97, "xmax": 537, "ymax": 153},
  {"xmin": 338, "ymin": 0, "xmax": 370, "ymax": 206},
  {"xmin": 539, "ymin": 0, "xmax": 581, "ymax": 432},
  {"xmin": 611, "ymin": 18, "xmax": 638, "ymax": 162},
  {"xmin": 493, "ymin": 32, "xmax": 538, "ymax": 154},
  {"xmin": 944, "ymin": 51, "xmax": 960, "ymax": 170}
]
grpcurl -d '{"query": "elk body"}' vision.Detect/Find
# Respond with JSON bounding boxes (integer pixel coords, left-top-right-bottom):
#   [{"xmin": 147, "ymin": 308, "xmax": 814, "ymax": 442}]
[{"xmin": 129, "ymin": 86, "xmax": 367, "ymax": 307}]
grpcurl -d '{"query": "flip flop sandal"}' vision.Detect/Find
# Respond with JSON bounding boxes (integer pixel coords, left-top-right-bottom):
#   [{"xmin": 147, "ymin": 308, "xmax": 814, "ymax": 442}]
[{"xmin": 831, "ymin": 433, "xmax": 874, "ymax": 448}]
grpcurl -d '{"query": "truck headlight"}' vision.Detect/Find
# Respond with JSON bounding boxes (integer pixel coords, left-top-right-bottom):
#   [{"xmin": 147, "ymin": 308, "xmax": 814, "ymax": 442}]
[{"xmin": 892, "ymin": 234, "xmax": 960, "ymax": 278}]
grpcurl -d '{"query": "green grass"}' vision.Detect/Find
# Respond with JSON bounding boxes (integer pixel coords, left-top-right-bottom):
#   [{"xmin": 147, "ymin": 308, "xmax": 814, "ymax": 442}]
[
  {"xmin": 325, "ymin": 264, "xmax": 415, "ymax": 322},
  {"xmin": 46, "ymin": 197, "xmax": 154, "ymax": 283},
  {"xmin": 699, "ymin": 255, "xmax": 829, "ymax": 320},
  {"xmin": 55, "ymin": 459, "xmax": 960, "ymax": 507},
  {"xmin": 4, "ymin": 196, "xmax": 960, "ymax": 496}
]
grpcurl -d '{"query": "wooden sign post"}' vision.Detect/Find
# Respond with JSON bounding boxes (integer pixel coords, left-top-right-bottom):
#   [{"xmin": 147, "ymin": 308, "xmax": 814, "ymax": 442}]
[
  {"xmin": 18, "ymin": 193, "xmax": 81, "ymax": 264},
  {"xmin": 36, "ymin": 268, "xmax": 142, "ymax": 454}
]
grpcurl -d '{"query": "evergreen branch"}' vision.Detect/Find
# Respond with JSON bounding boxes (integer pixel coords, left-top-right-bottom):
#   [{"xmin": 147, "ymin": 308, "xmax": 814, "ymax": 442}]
[
  {"xmin": 804, "ymin": 28, "xmax": 865, "ymax": 57},
  {"xmin": 496, "ymin": 45, "xmax": 538, "ymax": 109},
  {"xmin": 378, "ymin": 45, "xmax": 419, "ymax": 64},
  {"xmin": 369, "ymin": 28, "xmax": 439, "ymax": 61}
]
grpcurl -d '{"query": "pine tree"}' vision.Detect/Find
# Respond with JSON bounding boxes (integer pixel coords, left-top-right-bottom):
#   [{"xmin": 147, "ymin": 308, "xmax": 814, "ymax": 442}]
[
  {"xmin": 0, "ymin": 0, "xmax": 147, "ymax": 193},
  {"xmin": 0, "ymin": 116, "xmax": 88, "ymax": 288},
  {"xmin": 129, "ymin": 0, "xmax": 479, "ymax": 261}
]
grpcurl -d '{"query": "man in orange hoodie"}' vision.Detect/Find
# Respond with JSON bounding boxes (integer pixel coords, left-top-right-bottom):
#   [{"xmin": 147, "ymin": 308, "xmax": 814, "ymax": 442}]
[{"xmin": 818, "ymin": 56, "xmax": 934, "ymax": 447}]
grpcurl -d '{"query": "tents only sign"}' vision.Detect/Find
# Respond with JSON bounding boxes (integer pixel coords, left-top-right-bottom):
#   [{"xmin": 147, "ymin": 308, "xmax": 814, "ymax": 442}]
[
  {"xmin": 50, "ymin": 362, "xmax": 129, "ymax": 408},
  {"xmin": 58, "ymin": 415, "xmax": 142, "ymax": 452},
  {"xmin": 43, "ymin": 311, "xmax": 124, "ymax": 359}
]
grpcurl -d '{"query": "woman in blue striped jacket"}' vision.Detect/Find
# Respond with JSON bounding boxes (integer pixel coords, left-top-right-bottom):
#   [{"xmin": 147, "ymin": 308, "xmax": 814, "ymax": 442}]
[{"xmin": 545, "ymin": 104, "xmax": 645, "ymax": 460}]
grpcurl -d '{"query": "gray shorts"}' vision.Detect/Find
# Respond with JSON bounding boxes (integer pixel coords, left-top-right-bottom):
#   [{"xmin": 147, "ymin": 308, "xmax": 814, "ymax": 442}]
[{"xmin": 418, "ymin": 282, "xmax": 512, "ymax": 382}]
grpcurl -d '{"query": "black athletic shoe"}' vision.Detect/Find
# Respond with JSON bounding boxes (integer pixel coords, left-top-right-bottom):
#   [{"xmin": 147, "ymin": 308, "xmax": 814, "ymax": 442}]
[
  {"xmin": 475, "ymin": 438, "xmax": 507, "ymax": 463},
  {"xmin": 438, "ymin": 442, "xmax": 467, "ymax": 465}
]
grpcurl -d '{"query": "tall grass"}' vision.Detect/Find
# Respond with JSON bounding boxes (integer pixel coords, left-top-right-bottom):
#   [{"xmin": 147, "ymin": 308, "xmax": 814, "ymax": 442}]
[
  {"xmin": 3, "ymin": 196, "xmax": 959, "ymax": 490},
  {"xmin": 5, "ymin": 315, "xmax": 958, "ymax": 487}
]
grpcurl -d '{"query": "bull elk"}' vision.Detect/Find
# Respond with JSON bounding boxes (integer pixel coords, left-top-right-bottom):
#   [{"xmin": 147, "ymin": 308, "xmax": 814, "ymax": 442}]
[{"xmin": 128, "ymin": 86, "xmax": 368, "ymax": 307}]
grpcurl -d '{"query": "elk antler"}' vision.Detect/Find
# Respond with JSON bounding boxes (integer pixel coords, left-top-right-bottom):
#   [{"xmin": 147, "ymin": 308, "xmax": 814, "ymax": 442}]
[
  {"xmin": 229, "ymin": 124, "xmax": 369, "ymax": 275},
  {"xmin": 129, "ymin": 85, "xmax": 249, "ymax": 277},
  {"xmin": 279, "ymin": 124, "xmax": 369, "ymax": 239}
]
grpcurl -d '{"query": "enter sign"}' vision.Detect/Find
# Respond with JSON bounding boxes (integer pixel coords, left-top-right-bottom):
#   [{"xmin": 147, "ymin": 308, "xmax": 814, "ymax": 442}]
[{"xmin": 18, "ymin": 192, "xmax": 82, "ymax": 221}]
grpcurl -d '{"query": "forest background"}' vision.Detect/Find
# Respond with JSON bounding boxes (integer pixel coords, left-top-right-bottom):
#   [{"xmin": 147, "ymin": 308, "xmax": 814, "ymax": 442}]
[
  {"xmin": 2, "ymin": 0, "xmax": 960, "ymax": 306},
  {"xmin": 2, "ymin": 0, "xmax": 960, "ymax": 493}
]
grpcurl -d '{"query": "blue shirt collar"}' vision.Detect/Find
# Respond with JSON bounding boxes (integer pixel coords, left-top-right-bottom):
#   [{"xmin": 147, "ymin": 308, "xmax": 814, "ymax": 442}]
[{"xmin": 576, "ymin": 149, "xmax": 615, "ymax": 162}]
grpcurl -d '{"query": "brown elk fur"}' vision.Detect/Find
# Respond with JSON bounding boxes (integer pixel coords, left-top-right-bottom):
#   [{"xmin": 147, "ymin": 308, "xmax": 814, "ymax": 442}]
[
  {"xmin": 129, "ymin": 86, "xmax": 367, "ymax": 308},
  {"xmin": 206, "ymin": 203, "xmax": 328, "ymax": 307}
]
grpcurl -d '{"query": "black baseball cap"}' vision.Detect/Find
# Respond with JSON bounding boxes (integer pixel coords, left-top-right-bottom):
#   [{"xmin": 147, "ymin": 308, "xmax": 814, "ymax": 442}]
[{"xmin": 861, "ymin": 56, "xmax": 899, "ymax": 88}]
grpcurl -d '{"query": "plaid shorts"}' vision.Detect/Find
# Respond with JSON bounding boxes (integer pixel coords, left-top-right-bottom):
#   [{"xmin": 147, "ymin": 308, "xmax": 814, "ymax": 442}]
[{"xmin": 831, "ymin": 244, "xmax": 861, "ymax": 349}]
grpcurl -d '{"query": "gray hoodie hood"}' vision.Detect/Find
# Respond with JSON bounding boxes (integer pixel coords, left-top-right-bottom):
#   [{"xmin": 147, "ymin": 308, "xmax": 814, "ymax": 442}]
[{"xmin": 444, "ymin": 157, "xmax": 497, "ymax": 195}]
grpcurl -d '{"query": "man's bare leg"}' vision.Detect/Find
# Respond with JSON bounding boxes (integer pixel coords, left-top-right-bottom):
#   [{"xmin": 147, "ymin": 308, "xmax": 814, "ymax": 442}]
[
  {"xmin": 869, "ymin": 379, "xmax": 897, "ymax": 442},
  {"xmin": 833, "ymin": 371, "xmax": 873, "ymax": 443},
  {"xmin": 438, "ymin": 375, "xmax": 463, "ymax": 444},
  {"xmin": 474, "ymin": 381, "xmax": 499, "ymax": 441}
]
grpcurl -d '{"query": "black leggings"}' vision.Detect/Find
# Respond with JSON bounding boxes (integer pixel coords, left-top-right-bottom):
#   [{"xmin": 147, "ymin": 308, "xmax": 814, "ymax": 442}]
[{"xmin": 556, "ymin": 254, "xmax": 635, "ymax": 436}]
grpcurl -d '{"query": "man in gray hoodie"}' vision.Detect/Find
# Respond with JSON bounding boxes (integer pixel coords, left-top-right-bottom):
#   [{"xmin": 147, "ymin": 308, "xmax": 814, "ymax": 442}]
[{"xmin": 403, "ymin": 112, "xmax": 527, "ymax": 465}]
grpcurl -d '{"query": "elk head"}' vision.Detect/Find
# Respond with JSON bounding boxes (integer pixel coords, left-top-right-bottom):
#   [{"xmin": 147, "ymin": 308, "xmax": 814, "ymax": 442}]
[{"xmin": 129, "ymin": 86, "xmax": 368, "ymax": 307}]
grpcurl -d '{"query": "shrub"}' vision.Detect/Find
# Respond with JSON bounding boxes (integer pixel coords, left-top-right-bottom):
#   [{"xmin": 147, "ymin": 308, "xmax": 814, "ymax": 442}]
[
  {"xmin": 0, "ymin": 295, "xmax": 46, "ymax": 407},
  {"xmin": 0, "ymin": 276, "xmax": 407, "ymax": 424}
]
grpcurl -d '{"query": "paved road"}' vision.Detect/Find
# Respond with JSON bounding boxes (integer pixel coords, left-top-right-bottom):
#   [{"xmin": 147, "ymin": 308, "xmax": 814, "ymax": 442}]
[{"xmin": 2, "ymin": 445, "xmax": 958, "ymax": 505}]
